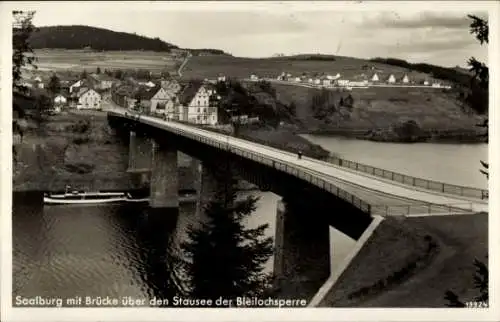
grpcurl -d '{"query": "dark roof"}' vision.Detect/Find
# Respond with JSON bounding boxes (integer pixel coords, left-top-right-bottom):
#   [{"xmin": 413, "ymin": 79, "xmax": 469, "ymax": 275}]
[
  {"xmin": 178, "ymin": 81, "xmax": 203, "ymax": 106},
  {"xmin": 137, "ymin": 85, "xmax": 162, "ymax": 100}
]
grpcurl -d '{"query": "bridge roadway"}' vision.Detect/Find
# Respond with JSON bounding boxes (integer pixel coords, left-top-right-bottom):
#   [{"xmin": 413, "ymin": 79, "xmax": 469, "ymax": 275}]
[{"xmin": 108, "ymin": 108, "xmax": 488, "ymax": 216}]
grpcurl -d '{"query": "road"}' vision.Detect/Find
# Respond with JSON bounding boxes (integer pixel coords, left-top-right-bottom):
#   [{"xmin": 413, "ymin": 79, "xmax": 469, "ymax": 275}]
[{"xmin": 108, "ymin": 108, "xmax": 488, "ymax": 216}]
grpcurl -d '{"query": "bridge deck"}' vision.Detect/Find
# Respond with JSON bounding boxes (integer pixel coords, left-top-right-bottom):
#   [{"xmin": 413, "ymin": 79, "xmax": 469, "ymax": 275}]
[{"xmin": 109, "ymin": 109, "xmax": 488, "ymax": 216}]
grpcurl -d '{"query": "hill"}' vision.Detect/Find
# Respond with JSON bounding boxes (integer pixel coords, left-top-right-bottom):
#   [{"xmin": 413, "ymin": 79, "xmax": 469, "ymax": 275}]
[
  {"xmin": 30, "ymin": 25, "xmax": 178, "ymax": 52},
  {"xmin": 181, "ymin": 55, "xmax": 436, "ymax": 83},
  {"xmin": 180, "ymin": 53, "xmax": 484, "ymax": 142},
  {"xmin": 29, "ymin": 25, "xmax": 231, "ymax": 56}
]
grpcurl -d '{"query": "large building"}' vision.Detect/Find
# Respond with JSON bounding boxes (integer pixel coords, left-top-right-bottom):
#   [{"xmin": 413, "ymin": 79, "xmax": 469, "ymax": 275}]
[{"xmin": 177, "ymin": 81, "xmax": 219, "ymax": 125}]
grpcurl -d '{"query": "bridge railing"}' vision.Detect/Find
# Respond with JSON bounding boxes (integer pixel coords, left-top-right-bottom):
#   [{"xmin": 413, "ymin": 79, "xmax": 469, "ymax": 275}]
[
  {"xmin": 325, "ymin": 156, "xmax": 488, "ymax": 200},
  {"xmin": 370, "ymin": 202, "xmax": 475, "ymax": 217},
  {"xmin": 113, "ymin": 111, "xmax": 481, "ymax": 217},
  {"xmin": 126, "ymin": 112, "xmax": 373, "ymax": 214}
]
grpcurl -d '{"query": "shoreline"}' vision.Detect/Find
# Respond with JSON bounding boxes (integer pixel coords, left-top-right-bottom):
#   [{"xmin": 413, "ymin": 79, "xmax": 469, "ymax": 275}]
[{"xmin": 299, "ymin": 129, "xmax": 488, "ymax": 144}]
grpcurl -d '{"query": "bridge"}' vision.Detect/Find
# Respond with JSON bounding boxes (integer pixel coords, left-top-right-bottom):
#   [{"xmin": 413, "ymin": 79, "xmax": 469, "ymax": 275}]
[{"xmin": 106, "ymin": 108, "xmax": 488, "ymax": 301}]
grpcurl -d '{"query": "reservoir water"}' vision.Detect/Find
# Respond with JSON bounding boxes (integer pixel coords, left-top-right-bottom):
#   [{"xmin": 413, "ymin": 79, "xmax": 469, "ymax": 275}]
[{"xmin": 12, "ymin": 137, "xmax": 488, "ymax": 306}]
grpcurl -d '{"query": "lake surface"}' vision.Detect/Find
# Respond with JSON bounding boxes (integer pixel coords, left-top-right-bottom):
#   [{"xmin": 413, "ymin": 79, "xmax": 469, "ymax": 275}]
[
  {"xmin": 302, "ymin": 135, "xmax": 488, "ymax": 189},
  {"xmin": 12, "ymin": 137, "xmax": 488, "ymax": 307}
]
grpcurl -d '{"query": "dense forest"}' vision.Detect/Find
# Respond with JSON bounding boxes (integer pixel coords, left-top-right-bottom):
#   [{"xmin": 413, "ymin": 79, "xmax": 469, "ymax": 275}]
[
  {"xmin": 29, "ymin": 25, "xmax": 179, "ymax": 52},
  {"xmin": 28, "ymin": 25, "xmax": 230, "ymax": 55}
]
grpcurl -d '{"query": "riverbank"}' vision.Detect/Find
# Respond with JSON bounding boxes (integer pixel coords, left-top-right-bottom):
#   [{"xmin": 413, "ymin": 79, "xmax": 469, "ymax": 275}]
[{"xmin": 13, "ymin": 110, "xmax": 195, "ymax": 192}]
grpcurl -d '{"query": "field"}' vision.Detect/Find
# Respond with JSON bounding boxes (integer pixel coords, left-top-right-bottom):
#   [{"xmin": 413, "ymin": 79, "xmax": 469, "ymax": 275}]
[
  {"xmin": 32, "ymin": 49, "xmax": 183, "ymax": 72},
  {"xmin": 181, "ymin": 55, "xmax": 434, "ymax": 82}
]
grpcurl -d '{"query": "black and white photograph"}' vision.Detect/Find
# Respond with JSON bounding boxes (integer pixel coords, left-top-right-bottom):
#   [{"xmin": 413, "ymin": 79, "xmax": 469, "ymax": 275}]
[{"xmin": 1, "ymin": 1, "xmax": 498, "ymax": 321}]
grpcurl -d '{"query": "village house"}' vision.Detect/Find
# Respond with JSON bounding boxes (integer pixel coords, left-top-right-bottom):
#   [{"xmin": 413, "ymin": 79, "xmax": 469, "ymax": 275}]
[
  {"xmin": 293, "ymin": 76, "xmax": 301, "ymax": 83},
  {"xmin": 387, "ymin": 74, "xmax": 396, "ymax": 84},
  {"xmin": 160, "ymin": 79, "xmax": 182, "ymax": 95},
  {"xmin": 139, "ymin": 86, "xmax": 177, "ymax": 115},
  {"xmin": 371, "ymin": 73, "xmax": 380, "ymax": 82},
  {"xmin": 76, "ymin": 88, "xmax": 102, "ymax": 110},
  {"xmin": 250, "ymin": 74, "xmax": 259, "ymax": 81},
  {"xmin": 177, "ymin": 81, "xmax": 219, "ymax": 125},
  {"xmin": 88, "ymin": 73, "xmax": 115, "ymax": 90},
  {"xmin": 313, "ymin": 78, "xmax": 321, "ymax": 85},
  {"xmin": 401, "ymin": 74, "xmax": 410, "ymax": 84},
  {"xmin": 336, "ymin": 79, "xmax": 350, "ymax": 87},
  {"xmin": 54, "ymin": 94, "xmax": 67, "ymax": 106},
  {"xmin": 69, "ymin": 79, "xmax": 91, "ymax": 93},
  {"xmin": 217, "ymin": 74, "xmax": 226, "ymax": 82}
]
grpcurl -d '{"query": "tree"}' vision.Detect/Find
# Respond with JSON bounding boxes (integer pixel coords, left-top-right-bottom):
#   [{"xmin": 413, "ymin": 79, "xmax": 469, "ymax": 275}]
[
  {"xmin": 288, "ymin": 101, "xmax": 297, "ymax": 117},
  {"xmin": 13, "ymin": 11, "xmax": 38, "ymax": 93},
  {"xmin": 444, "ymin": 14, "xmax": 489, "ymax": 308},
  {"xmin": 80, "ymin": 69, "xmax": 88, "ymax": 80},
  {"xmin": 47, "ymin": 74, "xmax": 61, "ymax": 97},
  {"xmin": 180, "ymin": 163, "xmax": 273, "ymax": 305},
  {"xmin": 466, "ymin": 14, "xmax": 489, "ymax": 177},
  {"xmin": 96, "ymin": 67, "xmax": 101, "ymax": 74}
]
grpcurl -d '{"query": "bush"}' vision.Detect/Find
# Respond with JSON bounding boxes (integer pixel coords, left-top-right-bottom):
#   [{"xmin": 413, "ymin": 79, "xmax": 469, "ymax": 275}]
[
  {"xmin": 72, "ymin": 136, "xmax": 90, "ymax": 145},
  {"xmin": 66, "ymin": 119, "xmax": 91, "ymax": 134},
  {"xmin": 63, "ymin": 162, "xmax": 95, "ymax": 174}
]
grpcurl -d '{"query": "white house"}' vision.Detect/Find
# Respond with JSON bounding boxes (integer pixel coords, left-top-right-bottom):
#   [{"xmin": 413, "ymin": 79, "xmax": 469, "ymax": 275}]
[
  {"xmin": 89, "ymin": 74, "xmax": 115, "ymax": 90},
  {"xmin": 70, "ymin": 80, "xmax": 83, "ymax": 93},
  {"xmin": 145, "ymin": 81, "xmax": 156, "ymax": 88},
  {"xmin": 146, "ymin": 87, "xmax": 177, "ymax": 114},
  {"xmin": 387, "ymin": 74, "xmax": 396, "ymax": 84},
  {"xmin": 313, "ymin": 78, "xmax": 321, "ymax": 85},
  {"xmin": 54, "ymin": 94, "xmax": 67, "ymax": 105},
  {"xmin": 293, "ymin": 77, "xmax": 301, "ymax": 83},
  {"xmin": 250, "ymin": 74, "xmax": 259, "ymax": 81},
  {"xmin": 217, "ymin": 74, "xmax": 226, "ymax": 82},
  {"xmin": 308, "ymin": 78, "xmax": 314, "ymax": 84},
  {"xmin": 77, "ymin": 88, "xmax": 101, "ymax": 109},
  {"xmin": 371, "ymin": 73, "xmax": 380, "ymax": 82},
  {"xmin": 337, "ymin": 79, "xmax": 350, "ymax": 86},
  {"xmin": 401, "ymin": 74, "xmax": 410, "ymax": 84},
  {"xmin": 423, "ymin": 80, "xmax": 430, "ymax": 86},
  {"xmin": 178, "ymin": 82, "xmax": 219, "ymax": 125},
  {"xmin": 432, "ymin": 82, "xmax": 442, "ymax": 88},
  {"xmin": 322, "ymin": 79, "xmax": 332, "ymax": 86}
]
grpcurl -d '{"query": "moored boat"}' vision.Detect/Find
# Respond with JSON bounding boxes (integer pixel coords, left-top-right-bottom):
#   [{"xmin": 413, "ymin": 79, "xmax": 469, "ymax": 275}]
[{"xmin": 44, "ymin": 186, "xmax": 128, "ymax": 205}]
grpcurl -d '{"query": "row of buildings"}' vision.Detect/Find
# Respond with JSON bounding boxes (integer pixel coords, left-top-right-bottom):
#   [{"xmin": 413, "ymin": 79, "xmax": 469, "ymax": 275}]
[
  {"xmin": 112, "ymin": 78, "xmax": 221, "ymax": 125},
  {"xmin": 20, "ymin": 71, "xmax": 223, "ymax": 125},
  {"xmin": 250, "ymin": 71, "xmax": 448, "ymax": 88}
]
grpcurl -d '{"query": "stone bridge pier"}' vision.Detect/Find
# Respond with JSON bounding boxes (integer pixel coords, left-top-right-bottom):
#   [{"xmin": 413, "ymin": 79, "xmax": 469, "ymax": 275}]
[
  {"xmin": 149, "ymin": 139, "xmax": 179, "ymax": 209},
  {"xmin": 127, "ymin": 130, "xmax": 153, "ymax": 188},
  {"xmin": 273, "ymin": 196, "xmax": 331, "ymax": 298}
]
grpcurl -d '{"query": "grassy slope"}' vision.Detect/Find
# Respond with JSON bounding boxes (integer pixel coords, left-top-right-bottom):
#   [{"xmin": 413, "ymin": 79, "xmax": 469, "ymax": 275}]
[
  {"xmin": 13, "ymin": 110, "xmax": 195, "ymax": 192},
  {"xmin": 183, "ymin": 55, "xmax": 482, "ymax": 136},
  {"xmin": 181, "ymin": 55, "xmax": 432, "ymax": 81},
  {"xmin": 319, "ymin": 213, "xmax": 487, "ymax": 307},
  {"xmin": 272, "ymin": 84, "xmax": 483, "ymax": 131}
]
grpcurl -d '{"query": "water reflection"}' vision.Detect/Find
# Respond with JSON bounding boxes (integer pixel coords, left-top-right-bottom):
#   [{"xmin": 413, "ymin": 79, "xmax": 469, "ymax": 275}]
[{"xmin": 12, "ymin": 192, "xmax": 186, "ymax": 307}]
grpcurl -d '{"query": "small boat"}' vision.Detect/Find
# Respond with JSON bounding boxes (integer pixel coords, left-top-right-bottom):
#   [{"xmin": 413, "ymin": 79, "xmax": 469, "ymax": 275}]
[
  {"xmin": 125, "ymin": 192, "xmax": 149, "ymax": 203},
  {"xmin": 44, "ymin": 186, "xmax": 128, "ymax": 205}
]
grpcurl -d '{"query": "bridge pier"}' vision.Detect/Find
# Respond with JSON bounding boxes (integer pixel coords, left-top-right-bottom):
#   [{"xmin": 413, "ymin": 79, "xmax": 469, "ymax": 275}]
[
  {"xmin": 194, "ymin": 161, "xmax": 228, "ymax": 221},
  {"xmin": 128, "ymin": 130, "xmax": 152, "ymax": 188},
  {"xmin": 149, "ymin": 139, "xmax": 179, "ymax": 209},
  {"xmin": 273, "ymin": 197, "xmax": 331, "ymax": 297}
]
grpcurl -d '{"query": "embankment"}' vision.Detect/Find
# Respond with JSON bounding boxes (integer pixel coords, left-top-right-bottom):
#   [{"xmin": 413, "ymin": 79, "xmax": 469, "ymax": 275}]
[{"xmin": 13, "ymin": 111, "xmax": 195, "ymax": 192}]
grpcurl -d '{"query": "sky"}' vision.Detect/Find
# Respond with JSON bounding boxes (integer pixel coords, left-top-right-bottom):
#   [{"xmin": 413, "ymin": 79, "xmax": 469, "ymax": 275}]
[{"xmin": 23, "ymin": 1, "xmax": 491, "ymax": 68}]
